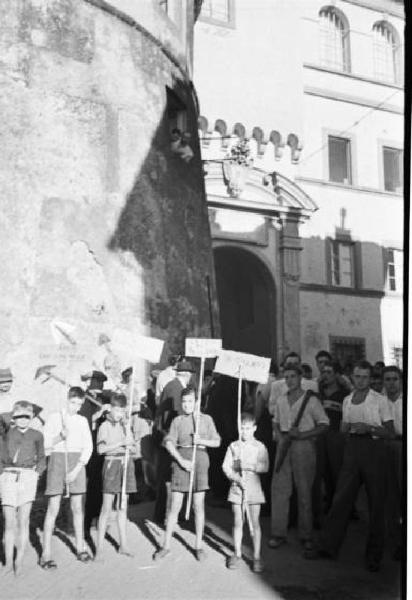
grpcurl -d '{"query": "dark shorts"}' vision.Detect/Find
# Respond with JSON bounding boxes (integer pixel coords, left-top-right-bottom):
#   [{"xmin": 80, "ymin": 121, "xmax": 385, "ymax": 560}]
[
  {"xmin": 102, "ymin": 457, "xmax": 137, "ymax": 494},
  {"xmin": 45, "ymin": 452, "xmax": 86, "ymax": 496},
  {"xmin": 171, "ymin": 448, "xmax": 209, "ymax": 493}
]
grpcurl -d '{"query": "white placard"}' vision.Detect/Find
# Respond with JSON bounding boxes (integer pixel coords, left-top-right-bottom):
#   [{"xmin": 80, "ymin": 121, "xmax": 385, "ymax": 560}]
[
  {"xmin": 50, "ymin": 319, "xmax": 77, "ymax": 346},
  {"xmin": 185, "ymin": 338, "xmax": 222, "ymax": 358},
  {"xmin": 112, "ymin": 329, "xmax": 164, "ymax": 364},
  {"xmin": 214, "ymin": 350, "xmax": 270, "ymax": 384}
]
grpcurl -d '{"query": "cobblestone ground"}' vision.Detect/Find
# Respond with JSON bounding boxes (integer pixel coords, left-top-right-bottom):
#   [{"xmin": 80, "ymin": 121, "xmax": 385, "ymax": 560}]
[{"xmin": 0, "ymin": 497, "xmax": 402, "ymax": 600}]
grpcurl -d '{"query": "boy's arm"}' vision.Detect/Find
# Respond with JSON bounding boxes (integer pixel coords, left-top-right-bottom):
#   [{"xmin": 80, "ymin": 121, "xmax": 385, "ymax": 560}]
[
  {"xmin": 35, "ymin": 432, "xmax": 47, "ymax": 476},
  {"xmin": 222, "ymin": 445, "xmax": 243, "ymax": 487},
  {"xmin": 254, "ymin": 444, "xmax": 269, "ymax": 474},
  {"xmin": 193, "ymin": 415, "xmax": 221, "ymax": 448}
]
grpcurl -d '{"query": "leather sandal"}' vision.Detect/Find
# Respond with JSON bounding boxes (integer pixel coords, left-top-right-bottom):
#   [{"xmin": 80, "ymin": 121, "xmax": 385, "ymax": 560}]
[{"xmin": 40, "ymin": 558, "xmax": 57, "ymax": 570}]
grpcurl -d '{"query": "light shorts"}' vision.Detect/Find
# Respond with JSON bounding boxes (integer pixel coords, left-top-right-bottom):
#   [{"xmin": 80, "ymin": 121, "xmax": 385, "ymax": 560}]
[{"xmin": 0, "ymin": 468, "xmax": 39, "ymax": 507}]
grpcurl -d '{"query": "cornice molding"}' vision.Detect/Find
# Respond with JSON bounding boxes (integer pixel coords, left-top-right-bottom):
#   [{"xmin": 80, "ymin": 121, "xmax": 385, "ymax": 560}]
[{"xmin": 300, "ymin": 282, "xmax": 385, "ymax": 298}]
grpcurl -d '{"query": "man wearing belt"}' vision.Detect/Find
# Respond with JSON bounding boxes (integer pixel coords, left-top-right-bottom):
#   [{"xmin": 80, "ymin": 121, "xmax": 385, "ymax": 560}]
[
  {"xmin": 269, "ymin": 364, "xmax": 329, "ymax": 554},
  {"xmin": 382, "ymin": 365, "xmax": 403, "ymax": 560},
  {"xmin": 315, "ymin": 361, "xmax": 394, "ymax": 572}
]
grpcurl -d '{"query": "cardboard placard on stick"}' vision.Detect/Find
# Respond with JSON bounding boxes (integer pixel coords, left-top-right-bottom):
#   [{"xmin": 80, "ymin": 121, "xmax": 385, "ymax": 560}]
[
  {"xmin": 214, "ymin": 350, "xmax": 270, "ymax": 384},
  {"xmin": 185, "ymin": 338, "xmax": 222, "ymax": 358},
  {"xmin": 112, "ymin": 329, "xmax": 164, "ymax": 364}
]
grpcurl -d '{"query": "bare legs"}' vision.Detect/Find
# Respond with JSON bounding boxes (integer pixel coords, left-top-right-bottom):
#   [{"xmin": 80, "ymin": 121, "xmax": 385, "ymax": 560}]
[
  {"xmin": 96, "ymin": 493, "xmax": 132, "ymax": 559},
  {"xmin": 2, "ymin": 502, "xmax": 33, "ymax": 576},
  {"xmin": 161, "ymin": 491, "xmax": 205, "ymax": 552},
  {"xmin": 193, "ymin": 492, "xmax": 205, "ymax": 551},
  {"xmin": 42, "ymin": 494, "xmax": 87, "ymax": 563},
  {"xmin": 231, "ymin": 503, "xmax": 262, "ymax": 560}
]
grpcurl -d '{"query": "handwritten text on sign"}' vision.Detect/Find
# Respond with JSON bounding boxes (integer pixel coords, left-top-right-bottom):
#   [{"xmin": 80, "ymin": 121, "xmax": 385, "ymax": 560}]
[
  {"xmin": 214, "ymin": 350, "xmax": 270, "ymax": 384},
  {"xmin": 185, "ymin": 338, "xmax": 222, "ymax": 358}
]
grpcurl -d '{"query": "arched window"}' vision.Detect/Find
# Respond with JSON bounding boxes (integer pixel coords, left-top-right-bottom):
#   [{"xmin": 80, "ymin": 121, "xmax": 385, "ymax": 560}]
[
  {"xmin": 372, "ymin": 21, "xmax": 400, "ymax": 84},
  {"xmin": 319, "ymin": 6, "xmax": 350, "ymax": 72}
]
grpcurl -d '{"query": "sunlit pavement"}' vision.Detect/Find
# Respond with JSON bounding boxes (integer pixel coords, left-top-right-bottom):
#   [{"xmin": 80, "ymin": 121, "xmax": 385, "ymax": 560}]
[{"xmin": 1, "ymin": 499, "xmax": 402, "ymax": 600}]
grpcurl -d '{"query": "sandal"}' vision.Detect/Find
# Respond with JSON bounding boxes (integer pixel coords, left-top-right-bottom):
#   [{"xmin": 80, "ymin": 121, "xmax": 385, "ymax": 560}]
[
  {"xmin": 77, "ymin": 551, "xmax": 92, "ymax": 563},
  {"xmin": 40, "ymin": 558, "xmax": 57, "ymax": 570}
]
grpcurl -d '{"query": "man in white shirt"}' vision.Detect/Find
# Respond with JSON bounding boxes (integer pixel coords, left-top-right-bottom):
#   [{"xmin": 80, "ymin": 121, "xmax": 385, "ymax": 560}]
[
  {"xmin": 268, "ymin": 353, "xmax": 318, "ymax": 420},
  {"xmin": 382, "ymin": 365, "xmax": 403, "ymax": 560},
  {"xmin": 270, "ymin": 364, "xmax": 329, "ymax": 555},
  {"xmin": 316, "ymin": 361, "xmax": 394, "ymax": 572}
]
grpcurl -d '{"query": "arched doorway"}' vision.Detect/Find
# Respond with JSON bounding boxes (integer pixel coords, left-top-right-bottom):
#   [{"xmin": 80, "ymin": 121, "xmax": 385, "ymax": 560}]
[{"xmin": 214, "ymin": 246, "xmax": 276, "ymax": 357}]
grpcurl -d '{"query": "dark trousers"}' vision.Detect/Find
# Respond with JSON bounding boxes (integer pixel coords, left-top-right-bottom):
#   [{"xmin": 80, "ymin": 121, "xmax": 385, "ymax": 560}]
[
  {"xmin": 320, "ymin": 436, "xmax": 385, "ymax": 563},
  {"xmin": 385, "ymin": 439, "xmax": 403, "ymax": 553},
  {"xmin": 313, "ymin": 430, "xmax": 345, "ymax": 521}
]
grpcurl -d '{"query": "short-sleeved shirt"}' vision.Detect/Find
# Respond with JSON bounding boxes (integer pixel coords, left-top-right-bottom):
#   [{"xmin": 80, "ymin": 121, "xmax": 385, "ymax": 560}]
[
  {"xmin": 97, "ymin": 417, "xmax": 128, "ymax": 456},
  {"xmin": 342, "ymin": 389, "xmax": 392, "ymax": 429},
  {"xmin": 269, "ymin": 378, "xmax": 319, "ymax": 417},
  {"xmin": 164, "ymin": 413, "xmax": 220, "ymax": 448},
  {"xmin": 385, "ymin": 394, "xmax": 402, "ymax": 436},
  {"xmin": 274, "ymin": 391, "xmax": 329, "ymax": 433}
]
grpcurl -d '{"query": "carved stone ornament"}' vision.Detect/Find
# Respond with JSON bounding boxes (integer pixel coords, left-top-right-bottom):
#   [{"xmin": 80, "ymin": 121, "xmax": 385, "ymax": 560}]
[{"xmin": 222, "ymin": 161, "xmax": 251, "ymax": 197}]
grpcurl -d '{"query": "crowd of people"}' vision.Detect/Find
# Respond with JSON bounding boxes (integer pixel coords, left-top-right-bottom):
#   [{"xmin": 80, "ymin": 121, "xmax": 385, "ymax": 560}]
[{"xmin": 0, "ymin": 348, "xmax": 403, "ymax": 579}]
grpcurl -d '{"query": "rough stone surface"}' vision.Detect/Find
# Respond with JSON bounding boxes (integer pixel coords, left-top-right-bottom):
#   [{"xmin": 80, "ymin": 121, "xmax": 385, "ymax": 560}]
[{"xmin": 0, "ymin": 0, "xmax": 218, "ymax": 372}]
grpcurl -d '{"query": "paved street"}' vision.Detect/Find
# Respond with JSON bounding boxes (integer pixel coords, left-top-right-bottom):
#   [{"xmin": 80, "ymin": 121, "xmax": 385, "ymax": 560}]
[{"xmin": 1, "ymin": 497, "xmax": 402, "ymax": 600}]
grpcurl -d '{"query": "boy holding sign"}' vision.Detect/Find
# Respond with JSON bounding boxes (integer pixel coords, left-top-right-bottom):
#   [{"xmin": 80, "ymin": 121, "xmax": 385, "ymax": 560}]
[
  {"xmin": 153, "ymin": 386, "xmax": 220, "ymax": 561},
  {"xmin": 223, "ymin": 412, "xmax": 269, "ymax": 572}
]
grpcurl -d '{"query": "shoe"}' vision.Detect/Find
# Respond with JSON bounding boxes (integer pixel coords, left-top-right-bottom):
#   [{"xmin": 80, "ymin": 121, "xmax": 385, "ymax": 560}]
[
  {"xmin": 195, "ymin": 549, "xmax": 207, "ymax": 562},
  {"xmin": 76, "ymin": 551, "xmax": 92, "ymax": 563},
  {"xmin": 268, "ymin": 537, "xmax": 286, "ymax": 549},
  {"xmin": 153, "ymin": 548, "xmax": 170, "ymax": 561},
  {"xmin": 227, "ymin": 555, "xmax": 241, "ymax": 569},
  {"xmin": 252, "ymin": 558, "xmax": 264, "ymax": 573},
  {"xmin": 39, "ymin": 558, "xmax": 57, "ymax": 570}
]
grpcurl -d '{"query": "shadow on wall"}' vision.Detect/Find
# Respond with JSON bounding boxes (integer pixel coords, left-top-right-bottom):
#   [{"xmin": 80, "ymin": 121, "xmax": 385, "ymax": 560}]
[{"xmin": 106, "ymin": 80, "xmax": 218, "ymax": 356}]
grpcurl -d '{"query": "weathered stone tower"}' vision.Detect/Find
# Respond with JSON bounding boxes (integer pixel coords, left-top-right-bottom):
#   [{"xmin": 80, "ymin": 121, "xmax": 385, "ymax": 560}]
[{"xmin": 0, "ymin": 0, "xmax": 217, "ymax": 377}]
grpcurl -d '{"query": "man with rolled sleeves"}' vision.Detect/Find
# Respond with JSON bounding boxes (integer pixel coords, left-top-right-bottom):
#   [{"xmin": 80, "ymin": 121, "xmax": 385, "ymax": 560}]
[{"xmin": 383, "ymin": 365, "xmax": 403, "ymax": 560}]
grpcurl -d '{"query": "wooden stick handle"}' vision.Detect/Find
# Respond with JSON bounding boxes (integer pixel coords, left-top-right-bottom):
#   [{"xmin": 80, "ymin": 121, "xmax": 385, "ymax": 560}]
[
  {"xmin": 121, "ymin": 363, "xmax": 136, "ymax": 509},
  {"xmin": 185, "ymin": 356, "xmax": 205, "ymax": 520}
]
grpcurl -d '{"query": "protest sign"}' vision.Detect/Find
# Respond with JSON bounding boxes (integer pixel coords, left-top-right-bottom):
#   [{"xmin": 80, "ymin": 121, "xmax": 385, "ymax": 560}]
[
  {"xmin": 112, "ymin": 329, "xmax": 164, "ymax": 364},
  {"xmin": 185, "ymin": 338, "xmax": 222, "ymax": 358},
  {"xmin": 213, "ymin": 350, "xmax": 270, "ymax": 384}
]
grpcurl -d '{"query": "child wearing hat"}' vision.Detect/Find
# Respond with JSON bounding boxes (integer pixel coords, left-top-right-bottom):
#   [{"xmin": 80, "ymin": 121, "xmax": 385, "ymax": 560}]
[
  {"xmin": 153, "ymin": 386, "xmax": 221, "ymax": 561},
  {"xmin": 95, "ymin": 393, "xmax": 137, "ymax": 560},
  {"xmin": 222, "ymin": 412, "xmax": 269, "ymax": 573},
  {"xmin": 41, "ymin": 387, "xmax": 93, "ymax": 569},
  {"xmin": 0, "ymin": 401, "xmax": 46, "ymax": 575}
]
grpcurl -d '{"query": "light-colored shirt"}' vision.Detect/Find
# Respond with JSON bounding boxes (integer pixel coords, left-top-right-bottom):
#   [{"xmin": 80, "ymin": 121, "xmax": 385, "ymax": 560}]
[
  {"xmin": 43, "ymin": 411, "xmax": 93, "ymax": 465},
  {"xmin": 97, "ymin": 417, "xmax": 128, "ymax": 456},
  {"xmin": 155, "ymin": 366, "xmax": 176, "ymax": 403},
  {"xmin": 222, "ymin": 438, "xmax": 269, "ymax": 476},
  {"xmin": 385, "ymin": 394, "xmax": 402, "ymax": 436},
  {"xmin": 341, "ymin": 389, "xmax": 392, "ymax": 430},
  {"xmin": 274, "ymin": 391, "xmax": 329, "ymax": 432},
  {"xmin": 268, "ymin": 378, "xmax": 319, "ymax": 416},
  {"xmin": 164, "ymin": 413, "xmax": 220, "ymax": 448}
]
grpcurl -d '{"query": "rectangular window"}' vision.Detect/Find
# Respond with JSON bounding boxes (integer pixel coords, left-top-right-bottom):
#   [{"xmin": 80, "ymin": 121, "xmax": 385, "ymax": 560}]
[
  {"xmin": 329, "ymin": 336, "xmax": 365, "ymax": 370},
  {"xmin": 386, "ymin": 248, "xmax": 403, "ymax": 293},
  {"xmin": 328, "ymin": 136, "xmax": 352, "ymax": 184},
  {"xmin": 200, "ymin": 0, "xmax": 233, "ymax": 26},
  {"xmin": 331, "ymin": 240, "xmax": 354, "ymax": 287},
  {"xmin": 383, "ymin": 146, "xmax": 403, "ymax": 192}
]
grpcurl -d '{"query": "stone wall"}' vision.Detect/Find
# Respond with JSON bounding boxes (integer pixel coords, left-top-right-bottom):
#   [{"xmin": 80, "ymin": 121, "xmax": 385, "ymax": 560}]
[{"xmin": 0, "ymin": 0, "xmax": 218, "ymax": 379}]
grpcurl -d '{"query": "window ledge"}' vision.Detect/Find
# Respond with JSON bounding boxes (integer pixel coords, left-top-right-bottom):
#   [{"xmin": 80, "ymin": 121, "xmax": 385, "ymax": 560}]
[
  {"xmin": 304, "ymin": 62, "xmax": 403, "ymax": 90},
  {"xmin": 300, "ymin": 282, "xmax": 385, "ymax": 298},
  {"xmin": 296, "ymin": 176, "xmax": 403, "ymax": 197}
]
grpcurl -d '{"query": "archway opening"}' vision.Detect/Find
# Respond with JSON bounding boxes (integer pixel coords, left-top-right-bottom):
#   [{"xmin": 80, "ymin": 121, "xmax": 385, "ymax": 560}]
[{"xmin": 213, "ymin": 246, "xmax": 276, "ymax": 357}]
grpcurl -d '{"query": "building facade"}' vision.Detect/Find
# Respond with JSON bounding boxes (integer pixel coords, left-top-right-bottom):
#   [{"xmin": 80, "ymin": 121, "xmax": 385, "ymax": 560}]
[
  {"xmin": 194, "ymin": 0, "xmax": 404, "ymax": 369},
  {"xmin": 0, "ymin": 0, "xmax": 217, "ymax": 386}
]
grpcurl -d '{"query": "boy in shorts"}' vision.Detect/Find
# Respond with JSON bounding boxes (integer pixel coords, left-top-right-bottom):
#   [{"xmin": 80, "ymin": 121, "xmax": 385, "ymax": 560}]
[
  {"xmin": 223, "ymin": 412, "xmax": 269, "ymax": 573},
  {"xmin": 41, "ymin": 387, "xmax": 93, "ymax": 569},
  {"xmin": 153, "ymin": 386, "xmax": 221, "ymax": 561},
  {"xmin": 95, "ymin": 393, "xmax": 136, "ymax": 560},
  {"xmin": 0, "ymin": 401, "xmax": 45, "ymax": 575}
]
